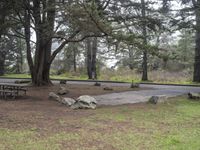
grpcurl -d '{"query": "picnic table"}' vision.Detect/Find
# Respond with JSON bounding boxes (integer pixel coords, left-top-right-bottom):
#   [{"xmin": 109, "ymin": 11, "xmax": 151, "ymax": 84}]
[{"xmin": 0, "ymin": 83, "xmax": 28, "ymax": 99}]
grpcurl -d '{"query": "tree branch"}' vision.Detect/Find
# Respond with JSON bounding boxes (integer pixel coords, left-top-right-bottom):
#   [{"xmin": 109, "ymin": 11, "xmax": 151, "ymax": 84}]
[
  {"xmin": 49, "ymin": 31, "xmax": 106, "ymax": 64},
  {"xmin": 82, "ymin": 3, "xmax": 109, "ymax": 36}
]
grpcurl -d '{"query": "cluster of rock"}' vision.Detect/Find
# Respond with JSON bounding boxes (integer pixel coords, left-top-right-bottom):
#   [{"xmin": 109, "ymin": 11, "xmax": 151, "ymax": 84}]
[{"xmin": 49, "ymin": 92, "xmax": 97, "ymax": 109}]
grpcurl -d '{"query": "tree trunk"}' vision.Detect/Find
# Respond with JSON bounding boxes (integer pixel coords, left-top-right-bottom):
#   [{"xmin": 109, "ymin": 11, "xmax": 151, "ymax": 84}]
[
  {"xmin": 87, "ymin": 37, "xmax": 97, "ymax": 79},
  {"xmin": 0, "ymin": 54, "xmax": 5, "ymax": 76},
  {"xmin": 193, "ymin": 0, "xmax": 200, "ymax": 82},
  {"xmin": 32, "ymin": 63, "xmax": 51, "ymax": 86},
  {"xmin": 0, "ymin": 2, "xmax": 6, "ymax": 76},
  {"xmin": 141, "ymin": 0, "xmax": 148, "ymax": 81},
  {"xmin": 128, "ymin": 46, "xmax": 134, "ymax": 70},
  {"xmin": 73, "ymin": 46, "xmax": 77, "ymax": 72},
  {"xmin": 24, "ymin": 0, "xmax": 55, "ymax": 86}
]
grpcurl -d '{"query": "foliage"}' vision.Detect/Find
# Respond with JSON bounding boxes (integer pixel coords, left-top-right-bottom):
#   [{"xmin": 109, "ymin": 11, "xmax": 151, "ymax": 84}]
[{"xmin": 0, "ymin": 0, "xmax": 199, "ymax": 83}]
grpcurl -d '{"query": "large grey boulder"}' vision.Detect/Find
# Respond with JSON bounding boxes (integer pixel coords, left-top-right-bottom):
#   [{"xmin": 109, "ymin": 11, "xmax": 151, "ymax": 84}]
[
  {"xmin": 148, "ymin": 95, "xmax": 167, "ymax": 104},
  {"xmin": 57, "ymin": 86, "xmax": 69, "ymax": 95},
  {"xmin": 71, "ymin": 95, "xmax": 97, "ymax": 109}
]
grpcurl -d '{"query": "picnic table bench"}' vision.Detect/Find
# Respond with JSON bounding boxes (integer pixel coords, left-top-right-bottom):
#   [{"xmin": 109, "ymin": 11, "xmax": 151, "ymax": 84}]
[{"xmin": 0, "ymin": 83, "xmax": 28, "ymax": 99}]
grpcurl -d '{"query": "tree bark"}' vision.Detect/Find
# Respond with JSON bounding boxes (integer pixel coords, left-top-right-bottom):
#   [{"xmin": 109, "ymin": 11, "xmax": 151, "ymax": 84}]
[
  {"xmin": 0, "ymin": 1, "xmax": 6, "ymax": 76},
  {"xmin": 193, "ymin": 0, "xmax": 200, "ymax": 82},
  {"xmin": 128, "ymin": 46, "xmax": 134, "ymax": 70},
  {"xmin": 0, "ymin": 53, "xmax": 5, "ymax": 76},
  {"xmin": 87, "ymin": 37, "xmax": 97, "ymax": 79},
  {"xmin": 73, "ymin": 47, "xmax": 77, "ymax": 72},
  {"xmin": 141, "ymin": 0, "xmax": 148, "ymax": 81},
  {"xmin": 23, "ymin": 0, "xmax": 55, "ymax": 86}
]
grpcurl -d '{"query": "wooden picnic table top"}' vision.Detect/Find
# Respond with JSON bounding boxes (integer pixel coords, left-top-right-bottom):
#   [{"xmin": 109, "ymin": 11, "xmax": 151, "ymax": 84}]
[{"xmin": 0, "ymin": 83, "xmax": 30, "ymax": 87}]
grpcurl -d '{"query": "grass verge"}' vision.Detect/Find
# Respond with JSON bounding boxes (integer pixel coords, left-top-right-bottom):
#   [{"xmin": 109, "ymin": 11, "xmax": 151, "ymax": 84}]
[{"xmin": 0, "ymin": 97, "xmax": 200, "ymax": 149}]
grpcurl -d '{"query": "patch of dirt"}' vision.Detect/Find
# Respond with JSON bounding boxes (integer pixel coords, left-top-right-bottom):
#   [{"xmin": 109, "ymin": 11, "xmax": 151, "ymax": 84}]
[{"xmin": 0, "ymin": 83, "xmax": 149, "ymax": 138}]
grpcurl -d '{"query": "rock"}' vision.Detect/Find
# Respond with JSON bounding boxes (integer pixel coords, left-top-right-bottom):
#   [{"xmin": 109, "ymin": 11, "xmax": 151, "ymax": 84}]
[
  {"xmin": 71, "ymin": 95, "xmax": 97, "ymax": 109},
  {"xmin": 94, "ymin": 82, "xmax": 101, "ymax": 86},
  {"xmin": 103, "ymin": 87, "xmax": 113, "ymax": 91},
  {"xmin": 49, "ymin": 92, "xmax": 75, "ymax": 106},
  {"xmin": 130, "ymin": 83, "xmax": 140, "ymax": 88},
  {"xmin": 57, "ymin": 86, "xmax": 69, "ymax": 95},
  {"xmin": 148, "ymin": 95, "xmax": 167, "ymax": 104},
  {"xmin": 49, "ymin": 93, "xmax": 97, "ymax": 109},
  {"xmin": 60, "ymin": 97, "xmax": 76, "ymax": 106},
  {"xmin": 188, "ymin": 92, "xmax": 200, "ymax": 100},
  {"xmin": 60, "ymin": 80, "xmax": 67, "ymax": 84},
  {"xmin": 49, "ymin": 92, "xmax": 62, "ymax": 101}
]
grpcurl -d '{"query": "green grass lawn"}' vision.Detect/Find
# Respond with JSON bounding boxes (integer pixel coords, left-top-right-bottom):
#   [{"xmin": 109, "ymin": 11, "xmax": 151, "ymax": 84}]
[
  {"xmin": 1, "ymin": 73, "xmax": 200, "ymax": 86},
  {"xmin": 0, "ymin": 74, "xmax": 87, "ymax": 80},
  {"xmin": 0, "ymin": 97, "xmax": 200, "ymax": 150}
]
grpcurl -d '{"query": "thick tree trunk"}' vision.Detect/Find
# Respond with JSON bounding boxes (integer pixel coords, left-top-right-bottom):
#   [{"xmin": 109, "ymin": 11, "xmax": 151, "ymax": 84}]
[
  {"xmin": 87, "ymin": 37, "xmax": 97, "ymax": 79},
  {"xmin": 141, "ymin": 0, "xmax": 148, "ymax": 81},
  {"xmin": 24, "ymin": 0, "xmax": 55, "ymax": 86},
  {"xmin": 0, "ymin": 3, "xmax": 6, "ymax": 76},
  {"xmin": 193, "ymin": 0, "xmax": 200, "ymax": 82},
  {"xmin": 0, "ymin": 54, "xmax": 5, "ymax": 76},
  {"xmin": 32, "ymin": 63, "xmax": 51, "ymax": 86}
]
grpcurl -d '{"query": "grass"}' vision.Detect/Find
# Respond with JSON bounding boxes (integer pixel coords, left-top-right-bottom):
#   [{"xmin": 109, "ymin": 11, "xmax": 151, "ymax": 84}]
[
  {"xmin": 1, "ymin": 70, "xmax": 200, "ymax": 85},
  {"xmin": 0, "ymin": 97, "xmax": 200, "ymax": 149},
  {"xmin": 1, "ymin": 74, "xmax": 31, "ymax": 78}
]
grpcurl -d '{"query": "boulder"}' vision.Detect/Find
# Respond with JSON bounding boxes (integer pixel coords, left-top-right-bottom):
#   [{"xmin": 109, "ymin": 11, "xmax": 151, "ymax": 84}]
[
  {"xmin": 49, "ymin": 92, "xmax": 75, "ymax": 106},
  {"xmin": 130, "ymin": 83, "xmax": 140, "ymax": 88},
  {"xmin": 60, "ymin": 80, "xmax": 67, "ymax": 84},
  {"xmin": 94, "ymin": 82, "xmax": 101, "ymax": 86},
  {"xmin": 148, "ymin": 95, "xmax": 167, "ymax": 104},
  {"xmin": 71, "ymin": 95, "xmax": 97, "ymax": 109},
  {"xmin": 49, "ymin": 92, "xmax": 62, "ymax": 101},
  {"xmin": 57, "ymin": 86, "xmax": 69, "ymax": 95},
  {"xmin": 103, "ymin": 87, "xmax": 113, "ymax": 91},
  {"xmin": 188, "ymin": 92, "xmax": 200, "ymax": 100},
  {"xmin": 61, "ymin": 97, "xmax": 76, "ymax": 106}
]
